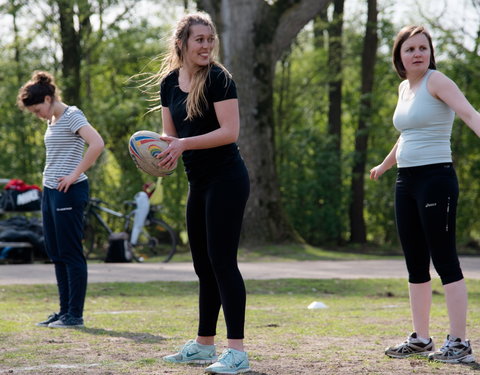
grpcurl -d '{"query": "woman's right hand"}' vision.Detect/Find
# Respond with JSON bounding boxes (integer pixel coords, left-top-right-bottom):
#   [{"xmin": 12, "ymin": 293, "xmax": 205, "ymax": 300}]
[{"xmin": 370, "ymin": 164, "xmax": 387, "ymax": 180}]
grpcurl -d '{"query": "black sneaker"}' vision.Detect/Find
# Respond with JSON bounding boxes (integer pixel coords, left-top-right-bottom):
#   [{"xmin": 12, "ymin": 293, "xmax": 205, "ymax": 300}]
[
  {"xmin": 385, "ymin": 332, "xmax": 435, "ymax": 358},
  {"xmin": 428, "ymin": 335, "xmax": 475, "ymax": 363},
  {"xmin": 48, "ymin": 313, "xmax": 84, "ymax": 328},
  {"xmin": 36, "ymin": 313, "xmax": 62, "ymax": 327}
]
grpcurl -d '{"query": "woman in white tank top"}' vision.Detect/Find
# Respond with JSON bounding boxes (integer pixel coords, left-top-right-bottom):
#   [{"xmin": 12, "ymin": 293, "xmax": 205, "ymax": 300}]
[{"xmin": 370, "ymin": 25, "xmax": 480, "ymax": 363}]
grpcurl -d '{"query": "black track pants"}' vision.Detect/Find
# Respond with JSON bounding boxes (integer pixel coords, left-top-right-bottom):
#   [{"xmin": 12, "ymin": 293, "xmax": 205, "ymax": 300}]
[{"xmin": 395, "ymin": 163, "xmax": 463, "ymax": 285}]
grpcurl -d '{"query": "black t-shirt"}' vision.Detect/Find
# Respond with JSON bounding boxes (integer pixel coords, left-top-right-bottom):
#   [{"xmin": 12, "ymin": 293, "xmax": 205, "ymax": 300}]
[{"xmin": 160, "ymin": 65, "xmax": 241, "ymax": 180}]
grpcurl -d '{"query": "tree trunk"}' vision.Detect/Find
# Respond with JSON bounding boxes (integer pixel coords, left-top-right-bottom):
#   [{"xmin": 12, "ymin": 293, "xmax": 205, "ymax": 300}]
[
  {"xmin": 197, "ymin": 0, "xmax": 332, "ymax": 245},
  {"xmin": 57, "ymin": 0, "xmax": 82, "ymax": 105},
  {"xmin": 327, "ymin": 0, "xmax": 344, "ymax": 152},
  {"xmin": 349, "ymin": 0, "xmax": 377, "ymax": 243},
  {"xmin": 326, "ymin": 0, "xmax": 344, "ymax": 243}
]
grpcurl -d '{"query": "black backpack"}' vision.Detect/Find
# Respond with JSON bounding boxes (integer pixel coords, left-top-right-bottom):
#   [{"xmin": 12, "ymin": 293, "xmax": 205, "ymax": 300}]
[{"xmin": 104, "ymin": 232, "xmax": 133, "ymax": 263}]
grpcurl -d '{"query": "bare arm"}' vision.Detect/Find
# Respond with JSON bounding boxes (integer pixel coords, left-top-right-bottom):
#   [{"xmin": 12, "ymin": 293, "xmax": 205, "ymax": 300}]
[
  {"xmin": 429, "ymin": 71, "xmax": 480, "ymax": 138},
  {"xmin": 158, "ymin": 98, "xmax": 240, "ymax": 169},
  {"xmin": 370, "ymin": 138, "xmax": 399, "ymax": 180},
  {"xmin": 161, "ymin": 106, "xmax": 179, "ymax": 138},
  {"xmin": 57, "ymin": 125, "xmax": 105, "ymax": 192}
]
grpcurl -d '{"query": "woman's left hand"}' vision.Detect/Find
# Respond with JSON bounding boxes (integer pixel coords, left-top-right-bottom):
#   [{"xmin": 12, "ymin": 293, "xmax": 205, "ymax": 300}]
[{"xmin": 158, "ymin": 135, "xmax": 184, "ymax": 169}]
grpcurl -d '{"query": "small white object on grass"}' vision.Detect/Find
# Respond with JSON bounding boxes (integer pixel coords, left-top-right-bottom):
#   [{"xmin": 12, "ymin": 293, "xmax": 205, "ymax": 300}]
[{"xmin": 307, "ymin": 301, "xmax": 328, "ymax": 309}]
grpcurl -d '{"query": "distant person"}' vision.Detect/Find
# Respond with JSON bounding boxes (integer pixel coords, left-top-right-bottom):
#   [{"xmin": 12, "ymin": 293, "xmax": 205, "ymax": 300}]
[
  {"xmin": 131, "ymin": 180, "xmax": 163, "ymax": 248},
  {"xmin": 17, "ymin": 71, "xmax": 104, "ymax": 328},
  {"xmin": 142, "ymin": 12, "xmax": 250, "ymax": 374},
  {"xmin": 130, "ymin": 190, "xmax": 150, "ymax": 247},
  {"xmin": 370, "ymin": 25, "xmax": 479, "ymax": 363}
]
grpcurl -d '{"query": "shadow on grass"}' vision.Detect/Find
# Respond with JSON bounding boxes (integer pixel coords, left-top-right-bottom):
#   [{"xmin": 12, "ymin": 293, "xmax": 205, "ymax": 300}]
[
  {"xmin": 462, "ymin": 361, "xmax": 480, "ymax": 371},
  {"xmin": 79, "ymin": 327, "xmax": 166, "ymax": 343}
]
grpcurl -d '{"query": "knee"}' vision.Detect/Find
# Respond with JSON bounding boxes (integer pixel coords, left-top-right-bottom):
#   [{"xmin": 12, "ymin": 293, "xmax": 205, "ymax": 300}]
[
  {"xmin": 406, "ymin": 262, "xmax": 431, "ymax": 284},
  {"xmin": 433, "ymin": 260, "xmax": 463, "ymax": 285}
]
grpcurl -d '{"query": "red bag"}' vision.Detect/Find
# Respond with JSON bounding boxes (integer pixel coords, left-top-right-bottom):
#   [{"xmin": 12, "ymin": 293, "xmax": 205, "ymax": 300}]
[
  {"xmin": 4, "ymin": 179, "xmax": 41, "ymax": 192},
  {"xmin": 1, "ymin": 179, "xmax": 42, "ymax": 211}
]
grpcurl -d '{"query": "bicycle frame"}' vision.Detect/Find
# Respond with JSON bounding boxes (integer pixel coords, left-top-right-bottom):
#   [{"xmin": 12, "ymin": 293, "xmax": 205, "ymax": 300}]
[
  {"xmin": 85, "ymin": 199, "xmax": 135, "ymax": 235},
  {"xmin": 83, "ymin": 198, "xmax": 177, "ymax": 262}
]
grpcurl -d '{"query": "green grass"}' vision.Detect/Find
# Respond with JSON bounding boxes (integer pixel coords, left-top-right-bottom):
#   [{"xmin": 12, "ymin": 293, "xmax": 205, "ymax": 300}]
[
  {"xmin": 1, "ymin": 279, "xmax": 480, "ymax": 374},
  {"xmin": 86, "ymin": 242, "xmax": 478, "ymax": 263},
  {"xmin": 161, "ymin": 243, "xmax": 405, "ymax": 263}
]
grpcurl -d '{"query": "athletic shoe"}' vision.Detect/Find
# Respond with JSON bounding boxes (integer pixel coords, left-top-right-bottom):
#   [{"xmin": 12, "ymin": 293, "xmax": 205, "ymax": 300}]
[
  {"xmin": 205, "ymin": 348, "xmax": 251, "ymax": 374},
  {"xmin": 428, "ymin": 335, "xmax": 475, "ymax": 363},
  {"xmin": 48, "ymin": 314, "xmax": 84, "ymax": 328},
  {"xmin": 163, "ymin": 339, "xmax": 217, "ymax": 364},
  {"xmin": 385, "ymin": 332, "xmax": 435, "ymax": 358},
  {"xmin": 36, "ymin": 313, "xmax": 63, "ymax": 327}
]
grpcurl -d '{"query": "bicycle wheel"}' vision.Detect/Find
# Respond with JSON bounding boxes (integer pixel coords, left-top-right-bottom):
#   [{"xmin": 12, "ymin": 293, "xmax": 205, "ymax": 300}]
[{"xmin": 133, "ymin": 218, "xmax": 177, "ymax": 262}]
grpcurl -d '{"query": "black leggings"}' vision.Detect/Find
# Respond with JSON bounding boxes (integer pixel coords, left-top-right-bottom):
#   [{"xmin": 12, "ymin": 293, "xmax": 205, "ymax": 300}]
[
  {"xmin": 395, "ymin": 163, "xmax": 463, "ymax": 285},
  {"xmin": 187, "ymin": 160, "xmax": 250, "ymax": 339}
]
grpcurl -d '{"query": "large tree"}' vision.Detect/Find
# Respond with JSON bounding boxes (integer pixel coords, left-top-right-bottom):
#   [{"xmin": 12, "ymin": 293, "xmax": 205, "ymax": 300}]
[
  {"xmin": 197, "ymin": 0, "xmax": 331, "ymax": 244},
  {"xmin": 349, "ymin": 0, "xmax": 378, "ymax": 243}
]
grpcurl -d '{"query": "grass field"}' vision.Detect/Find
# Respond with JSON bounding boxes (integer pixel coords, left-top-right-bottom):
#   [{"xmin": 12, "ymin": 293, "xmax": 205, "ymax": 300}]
[{"xmin": 1, "ymin": 277, "xmax": 479, "ymax": 374}]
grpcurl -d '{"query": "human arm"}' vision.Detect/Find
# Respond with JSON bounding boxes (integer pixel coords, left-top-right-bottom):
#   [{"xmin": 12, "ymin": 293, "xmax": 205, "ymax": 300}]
[
  {"xmin": 158, "ymin": 98, "xmax": 240, "ymax": 169},
  {"xmin": 369, "ymin": 138, "xmax": 399, "ymax": 180},
  {"xmin": 429, "ymin": 71, "xmax": 480, "ymax": 138},
  {"xmin": 57, "ymin": 125, "xmax": 105, "ymax": 192}
]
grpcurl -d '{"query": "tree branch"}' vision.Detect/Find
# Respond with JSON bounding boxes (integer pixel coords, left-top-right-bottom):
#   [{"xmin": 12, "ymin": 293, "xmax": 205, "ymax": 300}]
[{"xmin": 270, "ymin": 0, "xmax": 331, "ymax": 62}]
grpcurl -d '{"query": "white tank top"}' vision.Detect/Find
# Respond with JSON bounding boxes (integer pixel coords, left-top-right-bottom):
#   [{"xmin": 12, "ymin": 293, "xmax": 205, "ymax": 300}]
[{"xmin": 393, "ymin": 70, "xmax": 455, "ymax": 168}]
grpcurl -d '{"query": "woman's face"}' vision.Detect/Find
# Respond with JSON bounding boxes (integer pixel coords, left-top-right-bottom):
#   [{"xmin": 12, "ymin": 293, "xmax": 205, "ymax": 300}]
[
  {"xmin": 27, "ymin": 96, "xmax": 53, "ymax": 120},
  {"xmin": 182, "ymin": 24, "xmax": 215, "ymax": 68},
  {"xmin": 400, "ymin": 33, "xmax": 431, "ymax": 77}
]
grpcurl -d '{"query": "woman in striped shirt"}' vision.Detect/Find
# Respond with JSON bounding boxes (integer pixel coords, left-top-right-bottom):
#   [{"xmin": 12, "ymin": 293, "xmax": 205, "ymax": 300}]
[{"xmin": 17, "ymin": 71, "xmax": 104, "ymax": 328}]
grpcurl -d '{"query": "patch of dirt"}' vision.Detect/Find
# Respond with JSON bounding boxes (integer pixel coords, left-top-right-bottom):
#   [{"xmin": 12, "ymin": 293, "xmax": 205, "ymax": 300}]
[{"xmin": 2, "ymin": 331, "xmax": 479, "ymax": 375}]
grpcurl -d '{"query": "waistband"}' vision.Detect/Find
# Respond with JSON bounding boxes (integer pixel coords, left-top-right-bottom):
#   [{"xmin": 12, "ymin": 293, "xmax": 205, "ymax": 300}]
[{"xmin": 397, "ymin": 163, "xmax": 453, "ymax": 175}]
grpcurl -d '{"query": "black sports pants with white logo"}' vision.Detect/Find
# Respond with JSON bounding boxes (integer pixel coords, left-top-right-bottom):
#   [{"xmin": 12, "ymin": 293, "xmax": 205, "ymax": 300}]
[
  {"xmin": 42, "ymin": 180, "xmax": 89, "ymax": 318},
  {"xmin": 395, "ymin": 163, "xmax": 463, "ymax": 285},
  {"xmin": 187, "ymin": 159, "xmax": 250, "ymax": 339}
]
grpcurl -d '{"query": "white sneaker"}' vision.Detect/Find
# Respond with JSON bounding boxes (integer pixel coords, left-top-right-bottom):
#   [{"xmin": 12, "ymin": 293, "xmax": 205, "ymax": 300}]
[
  {"xmin": 163, "ymin": 339, "xmax": 217, "ymax": 364},
  {"xmin": 205, "ymin": 348, "xmax": 251, "ymax": 374}
]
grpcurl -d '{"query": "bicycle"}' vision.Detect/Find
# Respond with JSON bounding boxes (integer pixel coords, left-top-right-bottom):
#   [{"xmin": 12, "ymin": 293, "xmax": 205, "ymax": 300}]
[{"xmin": 83, "ymin": 197, "xmax": 177, "ymax": 263}]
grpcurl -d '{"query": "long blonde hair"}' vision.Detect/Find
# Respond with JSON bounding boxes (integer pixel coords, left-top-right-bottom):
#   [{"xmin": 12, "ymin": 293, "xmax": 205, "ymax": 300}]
[{"xmin": 143, "ymin": 12, "xmax": 230, "ymax": 120}]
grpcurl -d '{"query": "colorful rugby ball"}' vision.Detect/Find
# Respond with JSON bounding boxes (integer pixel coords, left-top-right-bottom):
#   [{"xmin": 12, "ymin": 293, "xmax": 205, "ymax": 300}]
[{"xmin": 128, "ymin": 130, "xmax": 176, "ymax": 177}]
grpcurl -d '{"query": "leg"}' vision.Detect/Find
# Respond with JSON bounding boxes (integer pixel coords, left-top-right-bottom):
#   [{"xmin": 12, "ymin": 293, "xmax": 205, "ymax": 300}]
[
  {"xmin": 418, "ymin": 166, "xmax": 466, "ymax": 339},
  {"xmin": 51, "ymin": 181, "xmax": 89, "ymax": 318},
  {"xmin": 205, "ymin": 163, "xmax": 250, "ymax": 346},
  {"xmin": 444, "ymin": 279, "xmax": 467, "ymax": 340},
  {"xmin": 187, "ymin": 185, "xmax": 221, "ymax": 340},
  {"xmin": 395, "ymin": 172, "xmax": 432, "ymax": 339},
  {"xmin": 162, "ymin": 186, "xmax": 219, "ymax": 365},
  {"xmin": 130, "ymin": 191, "xmax": 150, "ymax": 245},
  {"xmin": 408, "ymin": 281, "xmax": 432, "ymax": 340},
  {"xmin": 42, "ymin": 187, "xmax": 69, "ymax": 316}
]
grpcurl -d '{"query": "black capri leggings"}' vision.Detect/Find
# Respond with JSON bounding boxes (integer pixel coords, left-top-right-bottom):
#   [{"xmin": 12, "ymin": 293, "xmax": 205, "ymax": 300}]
[
  {"xmin": 395, "ymin": 163, "xmax": 463, "ymax": 285},
  {"xmin": 186, "ymin": 159, "xmax": 250, "ymax": 339}
]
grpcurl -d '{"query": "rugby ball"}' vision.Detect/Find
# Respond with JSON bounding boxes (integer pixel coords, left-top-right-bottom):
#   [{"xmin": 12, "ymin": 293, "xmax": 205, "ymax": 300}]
[{"xmin": 128, "ymin": 130, "xmax": 176, "ymax": 177}]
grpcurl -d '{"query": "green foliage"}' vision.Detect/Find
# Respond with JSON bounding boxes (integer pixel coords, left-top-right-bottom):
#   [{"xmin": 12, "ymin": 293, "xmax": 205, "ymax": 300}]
[
  {"xmin": 0, "ymin": 1, "xmax": 188, "ymax": 237},
  {"xmin": 274, "ymin": 28, "xmax": 346, "ymax": 245},
  {"xmin": 1, "ymin": 1, "xmax": 480, "ymax": 252}
]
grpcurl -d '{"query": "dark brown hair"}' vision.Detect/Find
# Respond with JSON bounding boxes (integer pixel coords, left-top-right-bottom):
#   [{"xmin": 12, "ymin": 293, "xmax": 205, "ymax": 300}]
[
  {"xmin": 392, "ymin": 25, "xmax": 436, "ymax": 79},
  {"xmin": 17, "ymin": 71, "xmax": 60, "ymax": 109}
]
